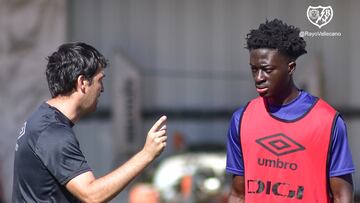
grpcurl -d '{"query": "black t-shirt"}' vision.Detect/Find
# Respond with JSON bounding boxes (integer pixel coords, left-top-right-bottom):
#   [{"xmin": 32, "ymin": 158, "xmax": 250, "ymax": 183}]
[{"xmin": 12, "ymin": 102, "xmax": 91, "ymax": 202}]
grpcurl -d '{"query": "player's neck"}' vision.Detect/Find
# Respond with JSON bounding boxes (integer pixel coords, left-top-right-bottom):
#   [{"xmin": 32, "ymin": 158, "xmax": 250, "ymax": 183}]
[
  {"xmin": 46, "ymin": 96, "xmax": 81, "ymax": 123},
  {"xmin": 266, "ymin": 86, "xmax": 300, "ymax": 107}
]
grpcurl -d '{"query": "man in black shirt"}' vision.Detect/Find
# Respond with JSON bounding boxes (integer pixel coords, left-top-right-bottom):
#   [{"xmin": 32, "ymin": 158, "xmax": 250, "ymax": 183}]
[{"xmin": 12, "ymin": 42, "xmax": 167, "ymax": 202}]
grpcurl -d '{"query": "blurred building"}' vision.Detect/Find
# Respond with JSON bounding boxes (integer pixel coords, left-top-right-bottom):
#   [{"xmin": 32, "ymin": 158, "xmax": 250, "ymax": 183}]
[{"xmin": 1, "ymin": 0, "xmax": 359, "ymax": 202}]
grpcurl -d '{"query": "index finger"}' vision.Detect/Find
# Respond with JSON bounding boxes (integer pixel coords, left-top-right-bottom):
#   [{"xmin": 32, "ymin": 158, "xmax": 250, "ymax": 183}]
[{"xmin": 149, "ymin": 115, "xmax": 167, "ymax": 133}]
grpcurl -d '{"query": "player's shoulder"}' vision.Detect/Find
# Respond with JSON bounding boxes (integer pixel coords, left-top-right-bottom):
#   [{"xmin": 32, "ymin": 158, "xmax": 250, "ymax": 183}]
[
  {"xmin": 21, "ymin": 103, "xmax": 54, "ymax": 139},
  {"xmin": 26, "ymin": 102, "xmax": 59, "ymax": 127},
  {"xmin": 297, "ymin": 91, "xmax": 339, "ymax": 122},
  {"xmin": 313, "ymin": 98, "xmax": 338, "ymax": 115},
  {"xmin": 41, "ymin": 122, "xmax": 75, "ymax": 141},
  {"xmin": 34, "ymin": 123, "xmax": 76, "ymax": 155},
  {"xmin": 231, "ymin": 105, "xmax": 247, "ymax": 119},
  {"xmin": 230, "ymin": 100, "xmax": 255, "ymax": 125}
]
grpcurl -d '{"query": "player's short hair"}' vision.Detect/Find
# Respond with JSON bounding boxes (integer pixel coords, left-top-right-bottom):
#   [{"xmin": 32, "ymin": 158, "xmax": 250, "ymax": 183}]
[
  {"xmin": 246, "ymin": 19, "xmax": 307, "ymax": 60},
  {"xmin": 46, "ymin": 42, "xmax": 108, "ymax": 97}
]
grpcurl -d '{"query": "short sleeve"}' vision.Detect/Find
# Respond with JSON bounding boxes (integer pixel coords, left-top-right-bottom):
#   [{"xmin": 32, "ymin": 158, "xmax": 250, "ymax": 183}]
[
  {"xmin": 35, "ymin": 124, "xmax": 91, "ymax": 185},
  {"xmin": 329, "ymin": 115, "xmax": 355, "ymax": 177},
  {"xmin": 226, "ymin": 108, "xmax": 245, "ymax": 176}
]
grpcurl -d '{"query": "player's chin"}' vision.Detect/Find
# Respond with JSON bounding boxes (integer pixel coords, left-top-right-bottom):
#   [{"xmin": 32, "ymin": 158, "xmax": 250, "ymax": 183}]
[
  {"xmin": 258, "ymin": 91, "xmax": 271, "ymax": 97},
  {"xmin": 89, "ymin": 102, "xmax": 98, "ymax": 112},
  {"xmin": 258, "ymin": 92, "xmax": 267, "ymax": 97}
]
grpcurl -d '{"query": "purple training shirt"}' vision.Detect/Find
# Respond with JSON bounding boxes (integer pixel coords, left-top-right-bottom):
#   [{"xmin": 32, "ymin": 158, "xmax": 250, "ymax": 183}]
[{"xmin": 226, "ymin": 90, "xmax": 355, "ymax": 177}]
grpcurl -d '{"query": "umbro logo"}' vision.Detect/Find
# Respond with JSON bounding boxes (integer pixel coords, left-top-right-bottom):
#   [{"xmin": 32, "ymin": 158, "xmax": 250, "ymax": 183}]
[{"xmin": 256, "ymin": 133, "xmax": 305, "ymax": 156}]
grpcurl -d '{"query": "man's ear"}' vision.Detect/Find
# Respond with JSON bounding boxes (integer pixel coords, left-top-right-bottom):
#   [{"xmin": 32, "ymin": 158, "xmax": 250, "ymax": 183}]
[
  {"xmin": 76, "ymin": 75, "xmax": 87, "ymax": 93},
  {"xmin": 288, "ymin": 61, "xmax": 296, "ymax": 75}
]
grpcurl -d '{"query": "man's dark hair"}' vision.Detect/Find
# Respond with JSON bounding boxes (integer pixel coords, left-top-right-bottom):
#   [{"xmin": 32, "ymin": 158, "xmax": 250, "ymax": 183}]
[
  {"xmin": 46, "ymin": 42, "xmax": 108, "ymax": 97},
  {"xmin": 246, "ymin": 19, "xmax": 307, "ymax": 60}
]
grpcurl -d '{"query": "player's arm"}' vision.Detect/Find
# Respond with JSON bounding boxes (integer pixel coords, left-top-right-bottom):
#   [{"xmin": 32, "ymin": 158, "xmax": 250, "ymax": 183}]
[
  {"xmin": 66, "ymin": 116, "xmax": 167, "ymax": 203},
  {"xmin": 226, "ymin": 109, "xmax": 246, "ymax": 203},
  {"xmin": 330, "ymin": 174, "xmax": 354, "ymax": 203},
  {"xmin": 328, "ymin": 115, "xmax": 355, "ymax": 203},
  {"xmin": 228, "ymin": 175, "xmax": 245, "ymax": 203}
]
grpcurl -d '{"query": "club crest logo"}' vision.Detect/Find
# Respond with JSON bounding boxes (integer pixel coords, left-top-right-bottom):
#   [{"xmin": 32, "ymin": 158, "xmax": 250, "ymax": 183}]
[{"xmin": 307, "ymin": 5, "xmax": 333, "ymax": 29}]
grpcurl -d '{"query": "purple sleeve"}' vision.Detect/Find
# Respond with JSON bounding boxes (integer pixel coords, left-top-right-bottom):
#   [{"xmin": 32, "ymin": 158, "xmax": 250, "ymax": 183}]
[
  {"xmin": 226, "ymin": 108, "xmax": 245, "ymax": 176},
  {"xmin": 329, "ymin": 115, "xmax": 355, "ymax": 177}
]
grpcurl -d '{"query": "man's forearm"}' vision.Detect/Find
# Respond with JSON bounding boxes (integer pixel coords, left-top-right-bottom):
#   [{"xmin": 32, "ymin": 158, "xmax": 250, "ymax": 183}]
[
  {"xmin": 82, "ymin": 150, "xmax": 154, "ymax": 202},
  {"xmin": 333, "ymin": 196, "xmax": 353, "ymax": 203},
  {"xmin": 228, "ymin": 193, "xmax": 245, "ymax": 203},
  {"xmin": 67, "ymin": 116, "xmax": 167, "ymax": 202},
  {"xmin": 330, "ymin": 175, "xmax": 354, "ymax": 203},
  {"xmin": 228, "ymin": 175, "xmax": 245, "ymax": 203}
]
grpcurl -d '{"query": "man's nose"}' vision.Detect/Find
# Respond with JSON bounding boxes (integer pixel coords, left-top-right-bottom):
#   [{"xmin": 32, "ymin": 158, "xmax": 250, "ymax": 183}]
[{"xmin": 255, "ymin": 70, "xmax": 265, "ymax": 83}]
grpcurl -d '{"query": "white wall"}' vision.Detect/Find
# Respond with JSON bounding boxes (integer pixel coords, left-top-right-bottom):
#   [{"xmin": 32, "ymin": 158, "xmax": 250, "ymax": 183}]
[{"xmin": 0, "ymin": 0, "xmax": 66, "ymax": 201}]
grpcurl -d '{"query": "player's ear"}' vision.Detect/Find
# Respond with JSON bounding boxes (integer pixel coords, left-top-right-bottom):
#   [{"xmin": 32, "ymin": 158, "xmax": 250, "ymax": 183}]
[
  {"xmin": 76, "ymin": 75, "xmax": 87, "ymax": 93},
  {"xmin": 288, "ymin": 61, "xmax": 296, "ymax": 76}
]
